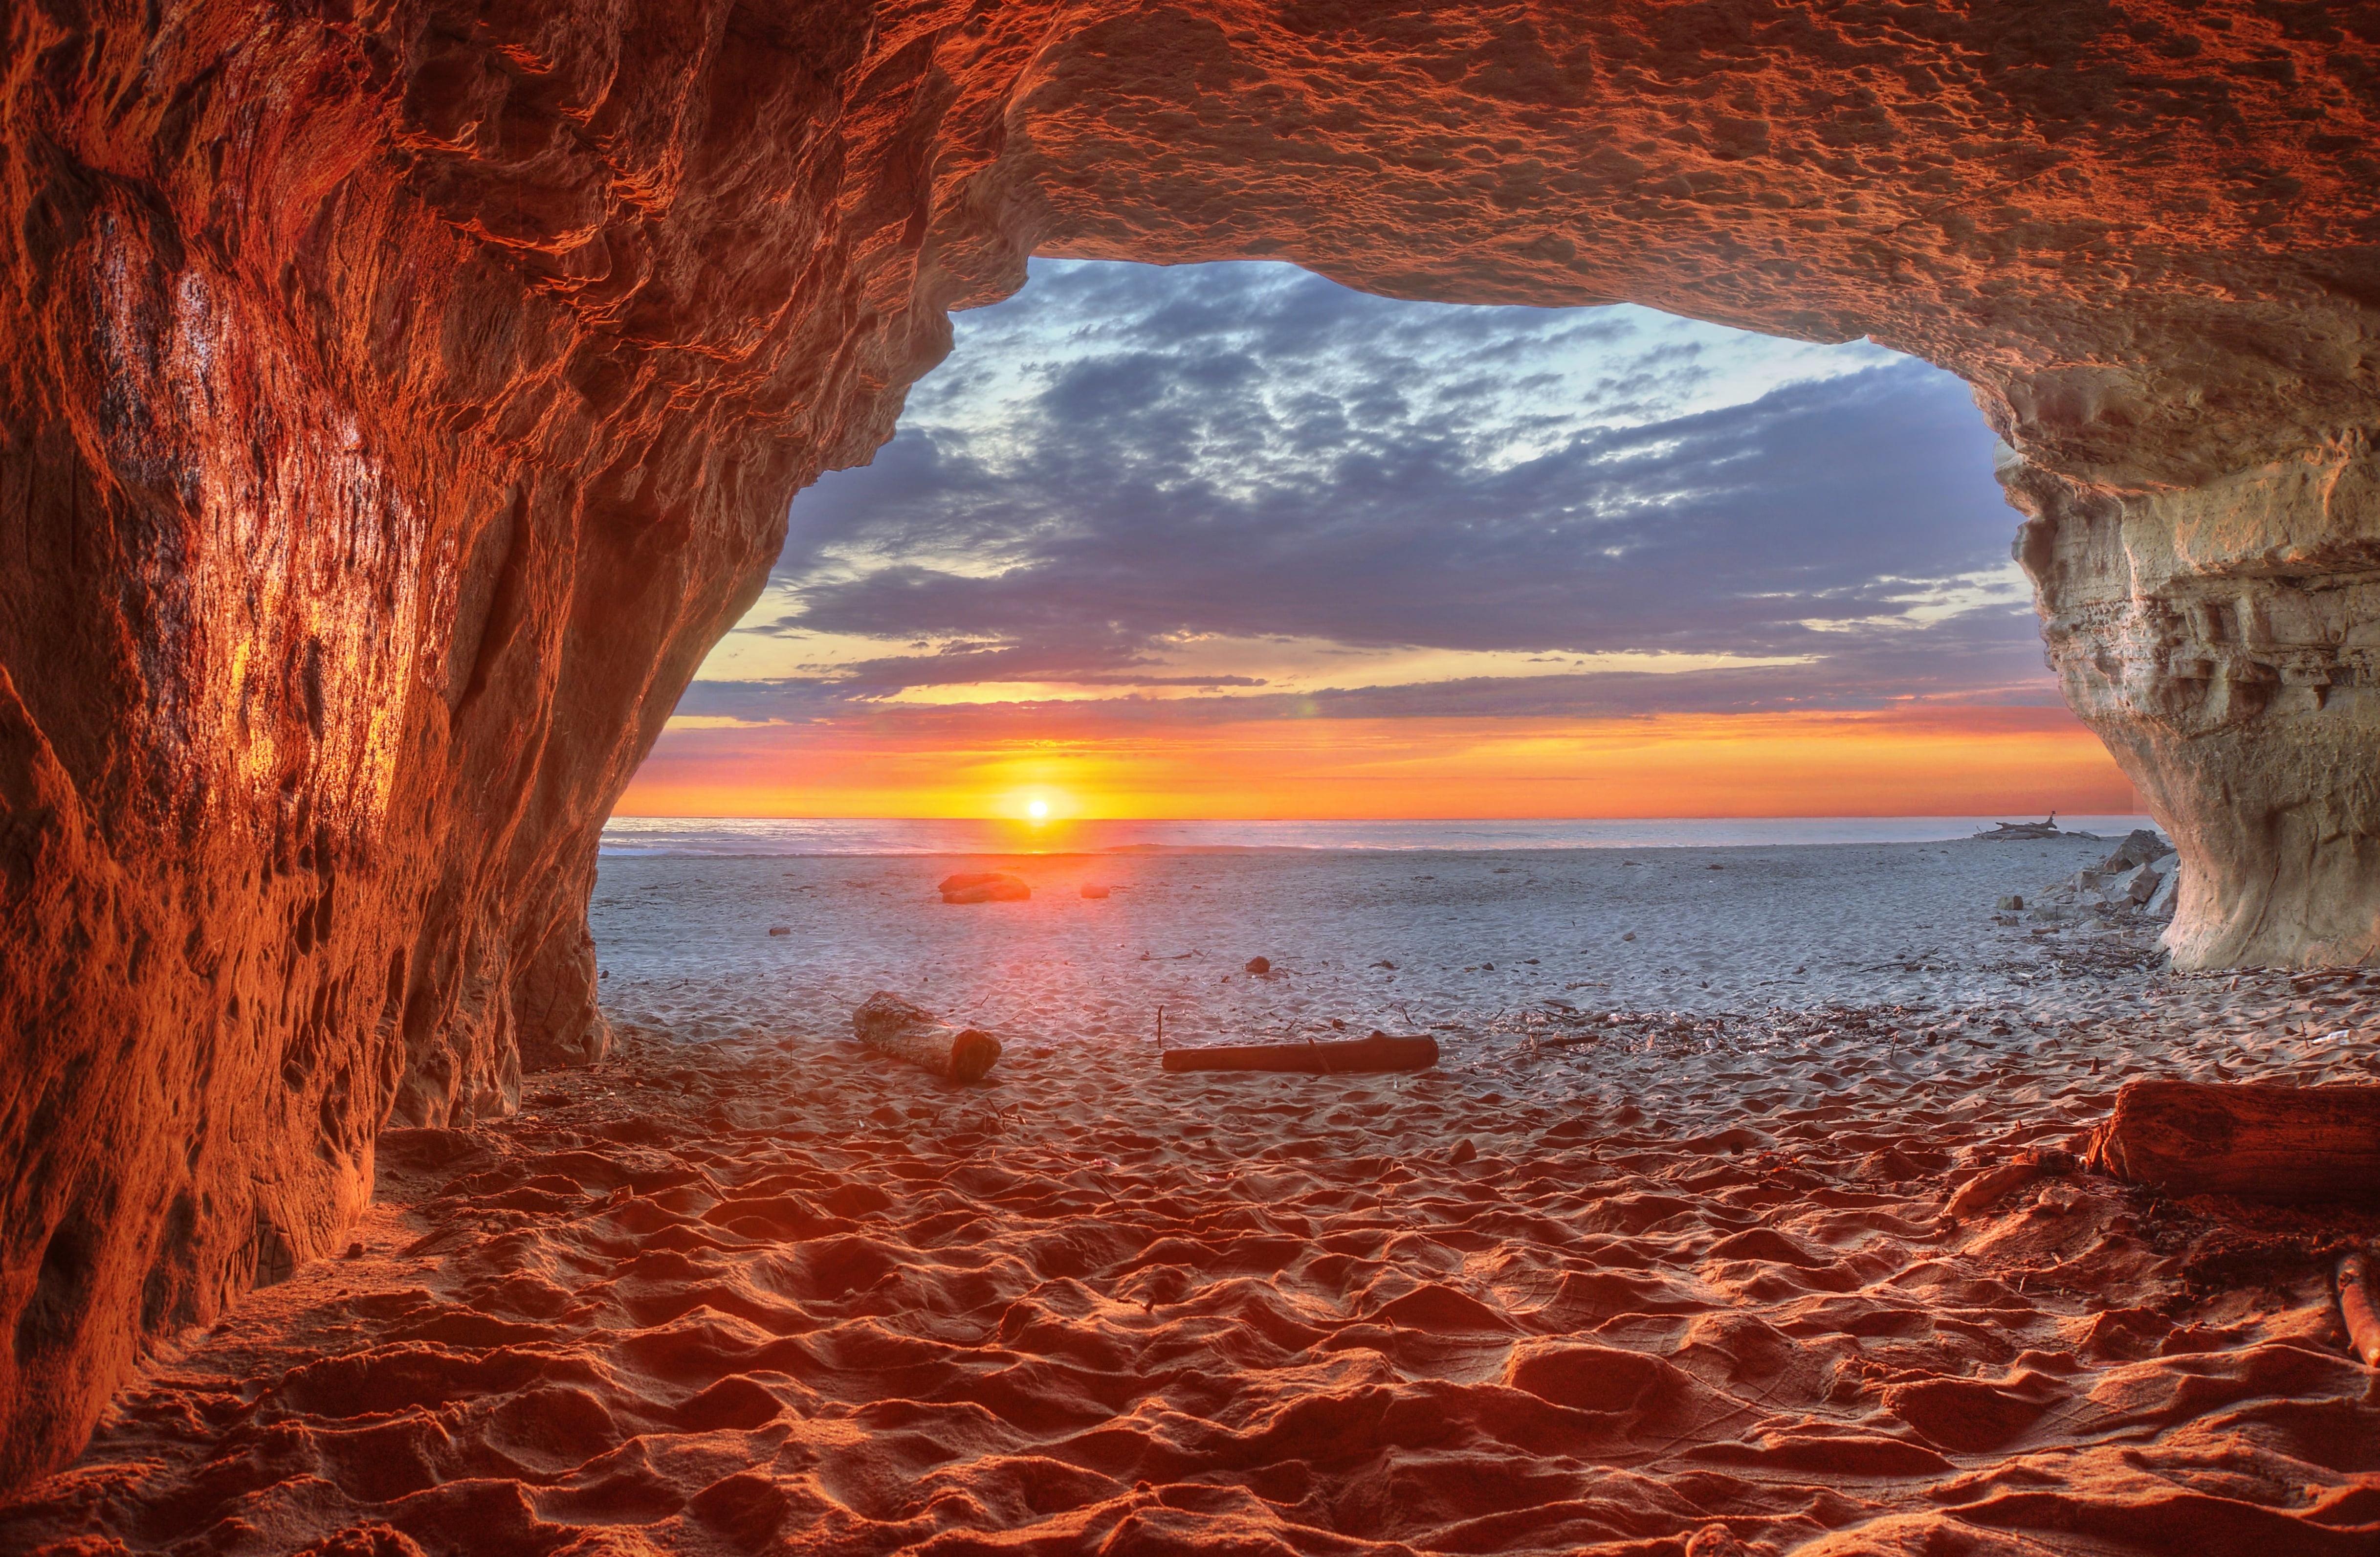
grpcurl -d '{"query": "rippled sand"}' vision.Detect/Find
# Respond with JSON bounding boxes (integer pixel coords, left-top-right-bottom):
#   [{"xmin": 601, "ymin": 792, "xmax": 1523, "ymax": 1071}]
[{"xmin": 8, "ymin": 842, "xmax": 2378, "ymax": 1556}]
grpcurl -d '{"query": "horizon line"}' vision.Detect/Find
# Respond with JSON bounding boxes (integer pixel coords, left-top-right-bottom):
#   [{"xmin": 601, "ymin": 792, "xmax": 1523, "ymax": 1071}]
[{"xmin": 602, "ymin": 810, "xmax": 2147, "ymax": 823}]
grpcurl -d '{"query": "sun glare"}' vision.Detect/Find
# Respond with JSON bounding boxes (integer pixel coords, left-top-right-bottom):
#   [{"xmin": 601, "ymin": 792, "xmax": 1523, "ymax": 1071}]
[{"xmin": 1026, "ymin": 799, "xmax": 1049, "ymax": 821}]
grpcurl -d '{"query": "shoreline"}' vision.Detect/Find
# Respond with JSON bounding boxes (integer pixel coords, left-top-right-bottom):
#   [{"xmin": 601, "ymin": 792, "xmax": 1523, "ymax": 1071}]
[
  {"xmin": 587, "ymin": 836, "xmax": 2161, "ymax": 1036},
  {"xmin": 598, "ymin": 835, "xmax": 2124, "ymax": 860},
  {"xmin": 596, "ymin": 815, "xmax": 2164, "ymax": 861}
]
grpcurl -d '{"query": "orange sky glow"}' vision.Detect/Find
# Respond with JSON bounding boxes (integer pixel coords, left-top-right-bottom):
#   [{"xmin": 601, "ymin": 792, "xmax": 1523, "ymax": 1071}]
[
  {"xmin": 617, "ymin": 704, "xmax": 2136, "ymax": 821},
  {"xmin": 632, "ymin": 263, "xmax": 2111, "ymax": 827}
]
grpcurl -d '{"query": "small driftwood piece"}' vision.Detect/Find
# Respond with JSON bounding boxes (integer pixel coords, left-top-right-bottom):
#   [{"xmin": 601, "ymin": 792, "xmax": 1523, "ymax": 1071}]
[
  {"xmin": 2339, "ymin": 1253, "xmax": 2380, "ymax": 1367},
  {"xmin": 2083, "ymin": 1080, "xmax": 2380, "ymax": 1201},
  {"xmin": 1941, "ymin": 1148, "xmax": 2076, "ymax": 1222},
  {"xmin": 1162, "ymin": 1030, "xmax": 1437, "ymax": 1075},
  {"xmin": 853, "ymin": 992, "xmax": 1002, "ymax": 1082}
]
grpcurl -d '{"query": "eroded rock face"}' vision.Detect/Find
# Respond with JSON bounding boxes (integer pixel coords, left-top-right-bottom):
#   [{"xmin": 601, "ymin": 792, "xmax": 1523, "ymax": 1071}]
[
  {"xmin": 1, "ymin": 0, "xmax": 2372, "ymax": 1488},
  {"xmin": 2008, "ymin": 442, "xmax": 2380, "ymax": 967}
]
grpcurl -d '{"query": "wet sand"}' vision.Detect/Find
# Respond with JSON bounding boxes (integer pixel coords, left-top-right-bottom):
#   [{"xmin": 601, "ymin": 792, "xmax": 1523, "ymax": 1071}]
[{"xmin": 7, "ymin": 841, "xmax": 2379, "ymax": 1556}]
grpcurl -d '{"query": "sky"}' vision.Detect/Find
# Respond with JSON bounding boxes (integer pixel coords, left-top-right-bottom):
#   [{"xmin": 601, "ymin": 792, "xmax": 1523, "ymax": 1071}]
[{"xmin": 619, "ymin": 259, "xmax": 2134, "ymax": 820}]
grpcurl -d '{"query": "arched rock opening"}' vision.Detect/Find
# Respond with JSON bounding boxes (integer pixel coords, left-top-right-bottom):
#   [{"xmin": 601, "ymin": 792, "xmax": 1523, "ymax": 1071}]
[{"xmin": 1, "ymin": 0, "xmax": 2373, "ymax": 1489}]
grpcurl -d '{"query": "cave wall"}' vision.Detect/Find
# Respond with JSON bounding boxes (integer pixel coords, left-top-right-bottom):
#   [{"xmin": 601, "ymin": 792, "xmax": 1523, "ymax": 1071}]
[
  {"xmin": 2, "ymin": 0, "xmax": 2373, "ymax": 1489},
  {"xmin": 2006, "ymin": 440, "xmax": 2380, "ymax": 966}
]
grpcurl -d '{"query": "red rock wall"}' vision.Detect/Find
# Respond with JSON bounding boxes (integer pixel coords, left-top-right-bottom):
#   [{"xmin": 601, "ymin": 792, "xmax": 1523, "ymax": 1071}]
[{"xmin": 2, "ymin": 0, "xmax": 2373, "ymax": 1488}]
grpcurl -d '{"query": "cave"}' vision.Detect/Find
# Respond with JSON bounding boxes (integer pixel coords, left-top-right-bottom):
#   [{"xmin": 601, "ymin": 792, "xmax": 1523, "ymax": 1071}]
[{"xmin": 2, "ymin": 0, "xmax": 2375, "ymax": 1497}]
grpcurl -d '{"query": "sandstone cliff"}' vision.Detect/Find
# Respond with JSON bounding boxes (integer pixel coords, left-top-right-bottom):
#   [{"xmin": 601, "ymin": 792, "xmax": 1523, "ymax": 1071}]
[{"xmin": 2, "ymin": 0, "xmax": 2373, "ymax": 1489}]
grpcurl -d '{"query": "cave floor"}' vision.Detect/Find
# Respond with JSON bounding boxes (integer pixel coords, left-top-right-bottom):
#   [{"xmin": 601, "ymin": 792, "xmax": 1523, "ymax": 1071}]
[{"xmin": 7, "ymin": 942, "xmax": 2380, "ymax": 1556}]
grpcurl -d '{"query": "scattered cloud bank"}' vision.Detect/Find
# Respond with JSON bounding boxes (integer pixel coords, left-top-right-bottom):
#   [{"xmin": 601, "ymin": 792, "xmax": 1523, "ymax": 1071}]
[{"xmin": 682, "ymin": 259, "xmax": 2048, "ymax": 734}]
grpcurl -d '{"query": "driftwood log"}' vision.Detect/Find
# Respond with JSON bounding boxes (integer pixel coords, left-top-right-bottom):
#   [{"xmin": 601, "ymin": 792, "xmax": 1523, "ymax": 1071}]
[
  {"xmin": 2083, "ymin": 1080, "xmax": 2380, "ymax": 1201},
  {"xmin": 852, "ymin": 992, "xmax": 1003, "ymax": 1082},
  {"xmin": 1162, "ymin": 1031, "xmax": 1438, "ymax": 1075},
  {"xmin": 2340, "ymin": 1254, "xmax": 2380, "ymax": 1368}
]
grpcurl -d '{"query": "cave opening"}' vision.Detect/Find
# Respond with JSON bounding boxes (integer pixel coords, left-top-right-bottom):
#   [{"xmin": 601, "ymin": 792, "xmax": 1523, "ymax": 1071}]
[{"xmin": 581, "ymin": 257, "xmax": 2152, "ymax": 1064}]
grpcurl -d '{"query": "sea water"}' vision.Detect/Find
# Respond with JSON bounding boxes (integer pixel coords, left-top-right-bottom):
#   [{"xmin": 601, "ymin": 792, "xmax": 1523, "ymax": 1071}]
[{"xmin": 598, "ymin": 815, "xmax": 2160, "ymax": 857}]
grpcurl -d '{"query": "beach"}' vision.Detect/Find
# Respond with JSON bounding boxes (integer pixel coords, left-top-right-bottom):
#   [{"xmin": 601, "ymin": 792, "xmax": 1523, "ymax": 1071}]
[
  {"xmin": 7, "ymin": 837, "xmax": 2378, "ymax": 1556},
  {"xmin": 591, "ymin": 832, "xmax": 2164, "ymax": 1050}
]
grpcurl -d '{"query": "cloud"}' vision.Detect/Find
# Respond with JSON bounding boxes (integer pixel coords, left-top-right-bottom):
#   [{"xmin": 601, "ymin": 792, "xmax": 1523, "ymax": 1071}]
[
  {"xmin": 676, "ymin": 600, "xmax": 2053, "ymax": 731},
  {"xmin": 709, "ymin": 259, "xmax": 2045, "ymax": 718}
]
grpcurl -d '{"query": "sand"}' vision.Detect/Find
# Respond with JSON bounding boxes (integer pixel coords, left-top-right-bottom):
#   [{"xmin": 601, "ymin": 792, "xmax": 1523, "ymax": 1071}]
[{"xmin": 7, "ymin": 839, "xmax": 2379, "ymax": 1556}]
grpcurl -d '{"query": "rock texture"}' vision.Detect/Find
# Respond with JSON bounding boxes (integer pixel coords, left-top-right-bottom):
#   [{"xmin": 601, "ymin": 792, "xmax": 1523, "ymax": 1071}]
[
  {"xmin": 2009, "ymin": 450, "xmax": 2380, "ymax": 967},
  {"xmin": 1, "ymin": 0, "xmax": 2374, "ymax": 1490}
]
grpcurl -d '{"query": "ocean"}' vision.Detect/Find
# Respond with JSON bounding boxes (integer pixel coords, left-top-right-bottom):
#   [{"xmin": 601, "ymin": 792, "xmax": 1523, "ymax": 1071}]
[{"xmin": 597, "ymin": 815, "xmax": 2160, "ymax": 856}]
